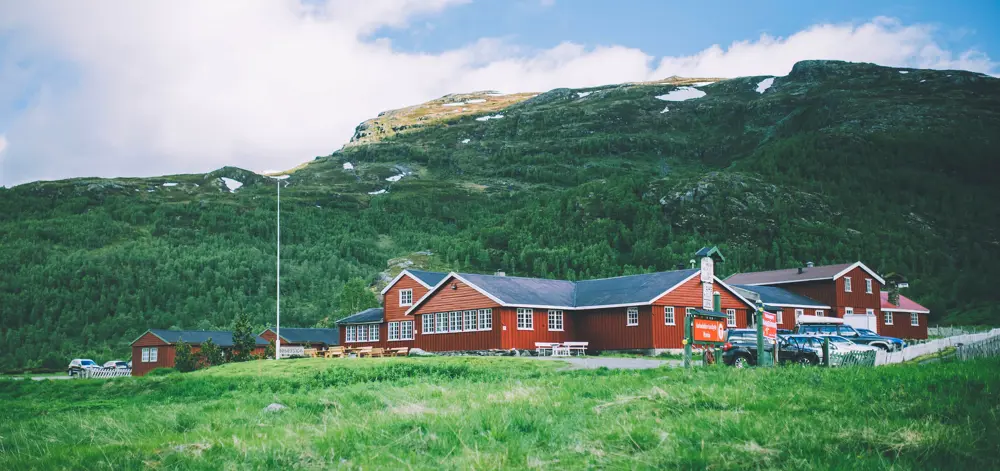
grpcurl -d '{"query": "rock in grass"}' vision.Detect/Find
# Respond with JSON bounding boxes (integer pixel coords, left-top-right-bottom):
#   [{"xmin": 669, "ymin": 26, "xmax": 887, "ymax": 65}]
[{"xmin": 264, "ymin": 403, "xmax": 286, "ymax": 413}]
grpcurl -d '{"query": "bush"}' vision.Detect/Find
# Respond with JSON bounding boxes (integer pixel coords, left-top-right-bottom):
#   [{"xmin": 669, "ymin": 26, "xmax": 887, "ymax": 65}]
[
  {"xmin": 147, "ymin": 368, "xmax": 178, "ymax": 376},
  {"xmin": 174, "ymin": 340, "xmax": 197, "ymax": 372}
]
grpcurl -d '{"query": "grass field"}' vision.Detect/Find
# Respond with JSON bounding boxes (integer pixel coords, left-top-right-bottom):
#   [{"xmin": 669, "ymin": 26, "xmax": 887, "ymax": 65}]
[{"xmin": 1, "ymin": 357, "xmax": 998, "ymax": 470}]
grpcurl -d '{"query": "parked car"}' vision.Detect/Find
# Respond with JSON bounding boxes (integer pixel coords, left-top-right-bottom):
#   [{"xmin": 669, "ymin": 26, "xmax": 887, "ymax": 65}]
[
  {"xmin": 794, "ymin": 323, "xmax": 904, "ymax": 351},
  {"xmin": 103, "ymin": 360, "xmax": 129, "ymax": 370},
  {"xmin": 67, "ymin": 359, "xmax": 100, "ymax": 376},
  {"xmin": 721, "ymin": 329, "xmax": 820, "ymax": 368},
  {"xmin": 856, "ymin": 328, "xmax": 906, "ymax": 348},
  {"xmin": 783, "ymin": 335, "xmax": 877, "ymax": 366}
]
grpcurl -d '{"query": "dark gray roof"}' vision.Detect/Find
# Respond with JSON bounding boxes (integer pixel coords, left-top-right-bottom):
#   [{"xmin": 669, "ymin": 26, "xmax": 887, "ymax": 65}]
[
  {"xmin": 725, "ymin": 263, "xmax": 855, "ymax": 285},
  {"xmin": 269, "ymin": 327, "xmax": 340, "ymax": 345},
  {"xmin": 145, "ymin": 329, "xmax": 268, "ymax": 347},
  {"xmin": 408, "ymin": 270, "xmax": 448, "ymax": 287},
  {"xmin": 574, "ymin": 269, "xmax": 700, "ymax": 307},
  {"xmin": 336, "ymin": 307, "xmax": 384, "ymax": 324},
  {"xmin": 691, "ymin": 309, "xmax": 728, "ymax": 319},
  {"xmin": 732, "ymin": 285, "xmax": 829, "ymax": 308},
  {"xmin": 459, "ymin": 272, "xmax": 576, "ymax": 306}
]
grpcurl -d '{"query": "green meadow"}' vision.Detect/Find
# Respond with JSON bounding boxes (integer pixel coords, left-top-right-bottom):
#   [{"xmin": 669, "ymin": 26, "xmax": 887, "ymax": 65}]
[{"xmin": 1, "ymin": 357, "xmax": 998, "ymax": 470}]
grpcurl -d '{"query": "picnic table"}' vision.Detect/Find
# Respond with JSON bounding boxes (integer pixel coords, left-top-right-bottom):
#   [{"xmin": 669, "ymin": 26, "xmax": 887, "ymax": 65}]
[{"xmin": 535, "ymin": 342, "xmax": 588, "ymax": 357}]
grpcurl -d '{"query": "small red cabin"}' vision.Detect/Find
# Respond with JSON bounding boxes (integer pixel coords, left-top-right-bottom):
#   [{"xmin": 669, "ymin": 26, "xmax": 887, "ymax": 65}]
[{"xmin": 129, "ymin": 329, "xmax": 268, "ymax": 376}]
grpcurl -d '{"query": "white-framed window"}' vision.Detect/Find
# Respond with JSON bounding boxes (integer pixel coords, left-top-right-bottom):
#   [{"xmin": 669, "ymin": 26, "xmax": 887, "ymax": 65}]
[
  {"xmin": 400, "ymin": 321, "xmax": 414, "ymax": 340},
  {"xmin": 626, "ymin": 307, "xmax": 639, "ymax": 326},
  {"xmin": 844, "ymin": 277, "xmax": 852, "ymax": 293},
  {"xmin": 478, "ymin": 309, "xmax": 493, "ymax": 330},
  {"xmin": 435, "ymin": 312, "xmax": 447, "ymax": 333},
  {"xmin": 369, "ymin": 325, "xmax": 380, "ymax": 342},
  {"xmin": 399, "ymin": 288, "xmax": 413, "ymax": 306},
  {"xmin": 449, "ymin": 312, "xmax": 461, "ymax": 332},
  {"xmin": 422, "ymin": 315, "xmax": 433, "ymax": 335},
  {"xmin": 355, "ymin": 325, "xmax": 365, "ymax": 342},
  {"xmin": 664, "ymin": 307, "xmax": 675, "ymax": 326},
  {"xmin": 464, "ymin": 310, "xmax": 476, "ymax": 331},
  {"xmin": 884, "ymin": 311, "xmax": 894, "ymax": 325},
  {"xmin": 726, "ymin": 309, "xmax": 737, "ymax": 327},
  {"xmin": 866, "ymin": 308, "xmax": 875, "ymax": 316},
  {"xmin": 776, "ymin": 310, "xmax": 783, "ymax": 324},
  {"xmin": 865, "ymin": 278, "xmax": 873, "ymax": 294},
  {"xmin": 142, "ymin": 347, "xmax": 158, "ymax": 362},
  {"xmin": 388, "ymin": 322, "xmax": 400, "ymax": 341},
  {"xmin": 910, "ymin": 313, "xmax": 919, "ymax": 326},
  {"xmin": 845, "ymin": 307, "xmax": 854, "ymax": 316},
  {"xmin": 517, "ymin": 308, "xmax": 533, "ymax": 330},
  {"xmin": 814, "ymin": 309, "xmax": 822, "ymax": 317},
  {"xmin": 686, "ymin": 307, "xmax": 695, "ymax": 318},
  {"xmin": 795, "ymin": 308, "xmax": 804, "ymax": 319},
  {"xmin": 346, "ymin": 325, "xmax": 356, "ymax": 342},
  {"xmin": 548, "ymin": 310, "xmax": 564, "ymax": 331}
]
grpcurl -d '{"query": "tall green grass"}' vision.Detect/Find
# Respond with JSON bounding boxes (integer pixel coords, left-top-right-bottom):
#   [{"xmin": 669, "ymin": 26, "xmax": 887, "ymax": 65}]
[{"xmin": 1, "ymin": 357, "xmax": 997, "ymax": 470}]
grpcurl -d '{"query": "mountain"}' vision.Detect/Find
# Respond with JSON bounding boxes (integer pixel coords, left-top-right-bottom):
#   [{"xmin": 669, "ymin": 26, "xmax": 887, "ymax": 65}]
[{"xmin": 2, "ymin": 60, "xmax": 999, "ymax": 370}]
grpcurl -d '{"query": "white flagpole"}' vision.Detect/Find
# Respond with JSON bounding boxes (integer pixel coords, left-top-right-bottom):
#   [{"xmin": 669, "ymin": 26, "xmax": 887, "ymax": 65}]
[{"xmin": 275, "ymin": 177, "xmax": 281, "ymax": 360}]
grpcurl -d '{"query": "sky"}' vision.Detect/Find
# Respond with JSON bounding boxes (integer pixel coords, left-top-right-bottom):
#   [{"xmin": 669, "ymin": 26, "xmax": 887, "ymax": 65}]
[{"xmin": 0, "ymin": 0, "xmax": 997, "ymax": 186}]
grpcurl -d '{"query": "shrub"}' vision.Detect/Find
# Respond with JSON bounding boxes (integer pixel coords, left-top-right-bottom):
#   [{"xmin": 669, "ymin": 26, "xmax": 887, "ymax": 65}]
[
  {"xmin": 174, "ymin": 340, "xmax": 197, "ymax": 372},
  {"xmin": 147, "ymin": 368, "xmax": 178, "ymax": 376}
]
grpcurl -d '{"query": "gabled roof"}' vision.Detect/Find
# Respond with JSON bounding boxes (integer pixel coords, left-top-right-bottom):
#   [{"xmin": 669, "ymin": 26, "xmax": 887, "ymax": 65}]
[
  {"xmin": 695, "ymin": 246, "xmax": 725, "ymax": 262},
  {"xmin": 379, "ymin": 269, "xmax": 448, "ymax": 294},
  {"xmin": 336, "ymin": 307, "xmax": 384, "ymax": 325},
  {"xmin": 880, "ymin": 292, "xmax": 930, "ymax": 313},
  {"xmin": 732, "ymin": 285, "xmax": 831, "ymax": 309},
  {"xmin": 724, "ymin": 261, "xmax": 885, "ymax": 286},
  {"xmin": 404, "ymin": 268, "xmax": 755, "ymax": 314},
  {"xmin": 263, "ymin": 327, "xmax": 340, "ymax": 345},
  {"xmin": 137, "ymin": 329, "xmax": 268, "ymax": 347}
]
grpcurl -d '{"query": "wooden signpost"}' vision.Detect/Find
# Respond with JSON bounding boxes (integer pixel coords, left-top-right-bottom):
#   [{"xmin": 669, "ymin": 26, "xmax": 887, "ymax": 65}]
[{"xmin": 684, "ymin": 292, "xmax": 728, "ymax": 368}]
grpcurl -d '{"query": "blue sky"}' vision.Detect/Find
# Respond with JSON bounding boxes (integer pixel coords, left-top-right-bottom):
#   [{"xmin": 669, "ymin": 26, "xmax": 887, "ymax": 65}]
[{"xmin": 0, "ymin": 0, "xmax": 997, "ymax": 186}]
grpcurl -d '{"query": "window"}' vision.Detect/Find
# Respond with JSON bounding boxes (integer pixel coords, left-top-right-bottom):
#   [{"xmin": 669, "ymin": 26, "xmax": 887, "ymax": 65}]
[
  {"xmin": 664, "ymin": 307, "xmax": 675, "ymax": 326},
  {"xmin": 776, "ymin": 310, "xmax": 783, "ymax": 324},
  {"xmin": 884, "ymin": 311, "xmax": 894, "ymax": 325},
  {"xmin": 866, "ymin": 308, "xmax": 875, "ymax": 316},
  {"xmin": 911, "ymin": 313, "xmax": 919, "ymax": 326},
  {"xmin": 517, "ymin": 308, "xmax": 533, "ymax": 330},
  {"xmin": 346, "ymin": 325, "xmax": 356, "ymax": 342},
  {"xmin": 357, "ymin": 325, "xmax": 368, "ymax": 342},
  {"xmin": 369, "ymin": 325, "xmax": 380, "ymax": 342},
  {"xmin": 449, "ymin": 312, "xmax": 461, "ymax": 332},
  {"xmin": 626, "ymin": 307, "xmax": 639, "ymax": 326},
  {"xmin": 399, "ymin": 288, "xmax": 413, "ymax": 306},
  {"xmin": 142, "ymin": 347, "xmax": 158, "ymax": 362},
  {"xmin": 795, "ymin": 308, "xmax": 804, "ymax": 319},
  {"xmin": 464, "ymin": 310, "xmax": 476, "ymax": 331},
  {"xmin": 435, "ymin": 312, "xmax": 447, "ymax": 333},
  {"xmin": 422, "ymin": 315, "xmax": 433, "ymax": 335},
  {"xmin": 478, "ymin": 309, "xmax": 493, "ymax": 330},
  {"xmin": 815, "ymin": 310, "xmax": 823, "ymax": 317},
  {"xmin": 388, "ymin": 322, "xmax": 400, "ymax": 341},
  {"xmin": 845, "ymin": 307, "xmax": 854, "ymax": 316},
  {"xmin": 726, "ymin": 309, "xmax": 737, "ymax": 327},
  {"xmin": 865, "ymin": 278, "xmax": 873, "ymax": 294},
  {"xmin": 844, "ymin": 277, "xmax": 852, "ymax": 292},
  {"xmin": 548, "ymin": 310, "xmax": 564, "ymax": 331},
  {"xmin": 686, "ymin": 307, "xmax": 695, "ymax": 318}
]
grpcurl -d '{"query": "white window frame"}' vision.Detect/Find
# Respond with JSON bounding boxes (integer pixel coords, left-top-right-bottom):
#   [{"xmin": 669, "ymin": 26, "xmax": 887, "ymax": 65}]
[
  {"xmin": 399, "ymin": 288, "xmax": 413, "ymax": 307},
  {"xmin": 141, "ymin": 348, "xmax": 150, "ymax": 362},
  {"xmin": 626, "ymin": 307, "xmax": 639, "ymax": 326},
  {"xmin": 865, "ymin": 278, "xmax": 873, "ymax": 294},
  {"xmin": 148, "ymin": 348, "xmax": 158, "ymax": 362},
  {"xmin": 463, "ymin": 310, "xmax": 476, "ymax": 331},
  {"xmin": 776, "ymin": 310, "xmax": 783, "ymax": 324},
  {"xmin": 845, "ymin": 307, "xmax": 854, "ymax": 316},
  {"xmin": 478, "ymin": 309, "xmax": 493, "ymax": 331},
  {"xmin": 369, "ymin": 324, "xmax": 380, "ymax": 342},
  {"xmin": 795, "ymin": 308, "xmax": 804, "ymax": 319},
  {"xmin": 686, "ymin": 307, "xmax": 696, "ymax": 318},
  {"xmin": 517, "ymin": 308, "xmax": 533, "ymax": 330},
  {"xmin": 357, "ymin": 325, "xmax": 367, "ymax": 342},
  {"xmin": 910, "ymin": 313, "xmax": 919, "ymax": 327},
  {"xmin": 813, "ymin": 309, "xmax": 822, "ymax": 317},
  {"xmin": 664, "ymin": 306, "xmax": 675, "ymax": 326},
  {"xmin": 449, "ymin": 312, "xmax": 462, "ymax": 332},
  {"xmin": 726, "ymin": 309, "xmax": 737, "ymax": 327},
  {"xmin": 435, "ymin": 312, "xmax": 447, "ymax": 333},
  {"xmin": 548, "ymin": 310, "xmax": 564, "ymax": 331},
  {"xmin": 844, "ymin": 277, "xmax": 852, "ymax": 293},
  {"xmin": 422, "ymin": 315, "xmax": 433, "ymax": 335},
  {"xmin": 866, "ymin": 308, "xmax": 875, "ymax": 316},
  {"xmin": 388, "ymin": 322, "xmax": 400, "ymax": 341},
  {"xmin": 401, "ymin": 321, "xmax": 414, "ymax": 340},
  {"xmin": 884, "ymin": 311, "xmax": 894, "ymax": 325}
]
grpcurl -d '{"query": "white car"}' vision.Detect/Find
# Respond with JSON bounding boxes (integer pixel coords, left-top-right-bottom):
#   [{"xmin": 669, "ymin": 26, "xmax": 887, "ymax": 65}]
[
  {"xmin": 67, "ymin": 359, "xmax": 100, "ymax": 376},
  {"xmin": 103, "ymin": 360, "xmax": 129, "ymax": 370}
]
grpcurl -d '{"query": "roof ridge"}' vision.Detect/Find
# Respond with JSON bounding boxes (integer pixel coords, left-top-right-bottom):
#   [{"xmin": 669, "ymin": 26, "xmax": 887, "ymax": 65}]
[{"xmin": 575, "ymin": 268, "xmax": 698, "ymax": 283}]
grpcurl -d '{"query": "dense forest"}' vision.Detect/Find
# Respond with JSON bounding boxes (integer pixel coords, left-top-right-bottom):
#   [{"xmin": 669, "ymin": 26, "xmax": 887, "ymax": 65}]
[{"xmin": 1, "ymin": 60, "xmax": 998, "ymax": 370}]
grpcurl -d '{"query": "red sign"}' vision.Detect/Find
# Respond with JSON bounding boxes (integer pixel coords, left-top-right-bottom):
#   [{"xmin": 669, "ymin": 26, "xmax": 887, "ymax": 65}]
[
  {"xmin": 763, "ymin": 311, "xmax": 778, "ymax": 339},
  {"xmin": 693, "ymin": 318, "xmax": 726, "ymax": 343}
]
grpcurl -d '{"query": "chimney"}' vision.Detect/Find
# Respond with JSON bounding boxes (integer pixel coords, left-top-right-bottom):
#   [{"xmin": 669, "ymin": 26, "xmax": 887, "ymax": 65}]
[
  {"xmin": 695, "ymin": 246, "xmax": 724, "ymax": 310},
  {"xmin": 676, "ymin": 263, "xmax": 686, "ymax": 270},
  {"xmin": 494, "ymin": 270, "xmax": 506, "ymax": 277},
  {"xmin": 806, "ymin": 261, "xmax": 814, "ymax": 268}
]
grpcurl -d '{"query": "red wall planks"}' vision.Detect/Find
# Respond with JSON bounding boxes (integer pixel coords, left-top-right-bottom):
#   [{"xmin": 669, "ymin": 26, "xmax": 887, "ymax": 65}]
[
  {"xmin": 384, "ymin": 274, "xmax": 431, "ymax": 322},
  {"xmin": 879, "ymin": 312, "xmax": 928, "ymax": 340},
  {"xmin": 650, "ymin": 277, "xmax": 751, "ymax": 348},
  {"xmin": 575, "ymin": 306, "xmax": 654, "ymax": 350},
  {"xmin": 500, "ymin": 307, "xmax": 576, "ymax": 350}
]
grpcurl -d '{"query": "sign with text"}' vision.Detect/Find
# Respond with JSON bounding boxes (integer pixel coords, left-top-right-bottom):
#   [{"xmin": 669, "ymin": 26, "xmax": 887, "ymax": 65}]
[
  {"xmin": 693, "ymin": 318, "xmax": 726, "ymax": 343},
  {"xmin": 762, "ymin": 312, "xmax": 778, "ymax": 339},
  {"xmin": 278, "ymin": 345, "xmax": 305, "ymax": 358}
]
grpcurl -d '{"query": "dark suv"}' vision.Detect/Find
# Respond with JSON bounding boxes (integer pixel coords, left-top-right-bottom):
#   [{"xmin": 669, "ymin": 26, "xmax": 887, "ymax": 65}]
[
  {"xmin": 793, "ymin": 323, "xmax": 904, "ymax": 351},
  {"xmin": 722, "ymin": 329, "xmax": 820, "ymax": 368}
]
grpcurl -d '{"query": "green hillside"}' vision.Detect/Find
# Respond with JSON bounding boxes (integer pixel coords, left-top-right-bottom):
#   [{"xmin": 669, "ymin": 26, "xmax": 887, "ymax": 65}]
[{"xmin": 1, "ymin": 60, "xmax": 999, "ymax": 370}]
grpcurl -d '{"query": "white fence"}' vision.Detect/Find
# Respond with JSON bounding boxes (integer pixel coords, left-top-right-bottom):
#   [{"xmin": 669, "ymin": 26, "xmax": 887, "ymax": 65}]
[
  {"xmin": 82, "ymin": 368, "xmax": 132, "ymax": 378},
  {"xmin": 875, "ymin": 328, "xmax": 1000, "ymax": 366}
]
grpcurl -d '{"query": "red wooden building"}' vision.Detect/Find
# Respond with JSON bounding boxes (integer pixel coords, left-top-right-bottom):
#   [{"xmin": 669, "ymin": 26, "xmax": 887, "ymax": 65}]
[
  {"xmin": 337, "ymin": 249, "xmax": 757, "ymax": 352},
  {"xmin": 259, "ymin": 327, "xmax": 340, "ymax": 349},
  {"xmin": 879, "ymin": 292, "xmax": 930, "ymax": 339},
  {"xmin": 129, "ymin": 329, "xmax": 268, "ymax": 376},
  {"xmin": 731, "ymin": 284, "xmax": 832, "ymax": 331}
]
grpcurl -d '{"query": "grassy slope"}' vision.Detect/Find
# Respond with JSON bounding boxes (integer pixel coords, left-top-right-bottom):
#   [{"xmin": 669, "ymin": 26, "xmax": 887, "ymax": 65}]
[{"xmin": 1, "ymin": 358, "xmax": 998, "ymax": 470}]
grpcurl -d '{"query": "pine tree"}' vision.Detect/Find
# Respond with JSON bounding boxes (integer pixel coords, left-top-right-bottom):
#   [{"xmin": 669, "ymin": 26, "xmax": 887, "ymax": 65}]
[
  {"xmin": 231, "ymin": 312, "xmax": 255, "ymax": 362},
  {"xmin": 200, "ymin": 338, "xmax": 224, "ymax": 366}
]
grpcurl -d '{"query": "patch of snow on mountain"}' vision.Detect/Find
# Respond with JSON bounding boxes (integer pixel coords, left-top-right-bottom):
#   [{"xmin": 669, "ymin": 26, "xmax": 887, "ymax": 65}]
[
  {"xmin": 655, "ymin": 87, "xmax": 706, "ymax": 102},
  {"xmin": 691, "ymin": 82, "xmax": 714, "ymax": 87},
  {"xmin": 162, "ymin": 182, "xmax": 178, "ymax": 187},
  {"xmin": 920, "ymin": 79, "xmax": 926, "ymax": 83},
  {"xmin": 660, "ymin": 106, "xmax": 669, "ymax": 114},
  {"xmin": 368, "ymin": 189, "xmax": 387, "ymax": 195},
  {"xmin": 475, "ymin": 114, "xmax": 504, "ymax": 122},
  {"xmin": 220, "ymin": 177, "xmax": 243, "ymax": 193},
  {"xmin": 576, "ymin": 91, "xmax": 592, "ymax": 98},
  {"xmin": 343, "ymin": 162, "xmax": 354, "ymax": 170},
  {"xmin": 385, "ymin": 173, "xmax": 407, "ymax": 182},
  {"xmin": 461, "ymin": 138, "xmax": 471, "ymax": 144},
  {"xmin": 755, "ymin": 78, "xmax": 775, "ymax": 94},
  {"xmin": 899, "ymin": 71, "xmax": 909, "ymax": 74},
  {"xmin": 465, "ymin": 99, "xmax": 486, "ymax": 104},
  {"xmin": 442, "ymin": 102, "xmax": 464, "ymax": 107}
]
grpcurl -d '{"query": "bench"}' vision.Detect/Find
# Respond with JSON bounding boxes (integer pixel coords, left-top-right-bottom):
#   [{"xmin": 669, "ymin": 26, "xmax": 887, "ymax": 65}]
[
  {"xmin": 324, "ymin": 346, "xmax": 346, "ymax": 358},
  {"xmin": 535, "ymin": 342, "xmax": 559, "ymax": 356},
  {"xmin": 354, "ymin": 346, "xmax": 373, "ymax": 357},
  {"xmin": 303, "ymin": 348, "xmax": 319, "ymax": 358},
  {"xmin": 563, "ymin": 341, "xmax": 589, "ymax": 356},
  {"xmin": 389, "ymin": 347, "xmax": 410, "ymax": 357},
  {"xmin": 366, "ymin": 347, "xmax": 386, "ymax": 358}
]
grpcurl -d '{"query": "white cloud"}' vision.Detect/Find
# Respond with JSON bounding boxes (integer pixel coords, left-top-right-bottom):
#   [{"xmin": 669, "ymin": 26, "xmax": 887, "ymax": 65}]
[
  {"xmin": 0, "ymin": 134, "xmax": 7, "ymax": 154},
  {"xmin": 0, "ymin": 3, "xmax": 994, "ymax": 186}
]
